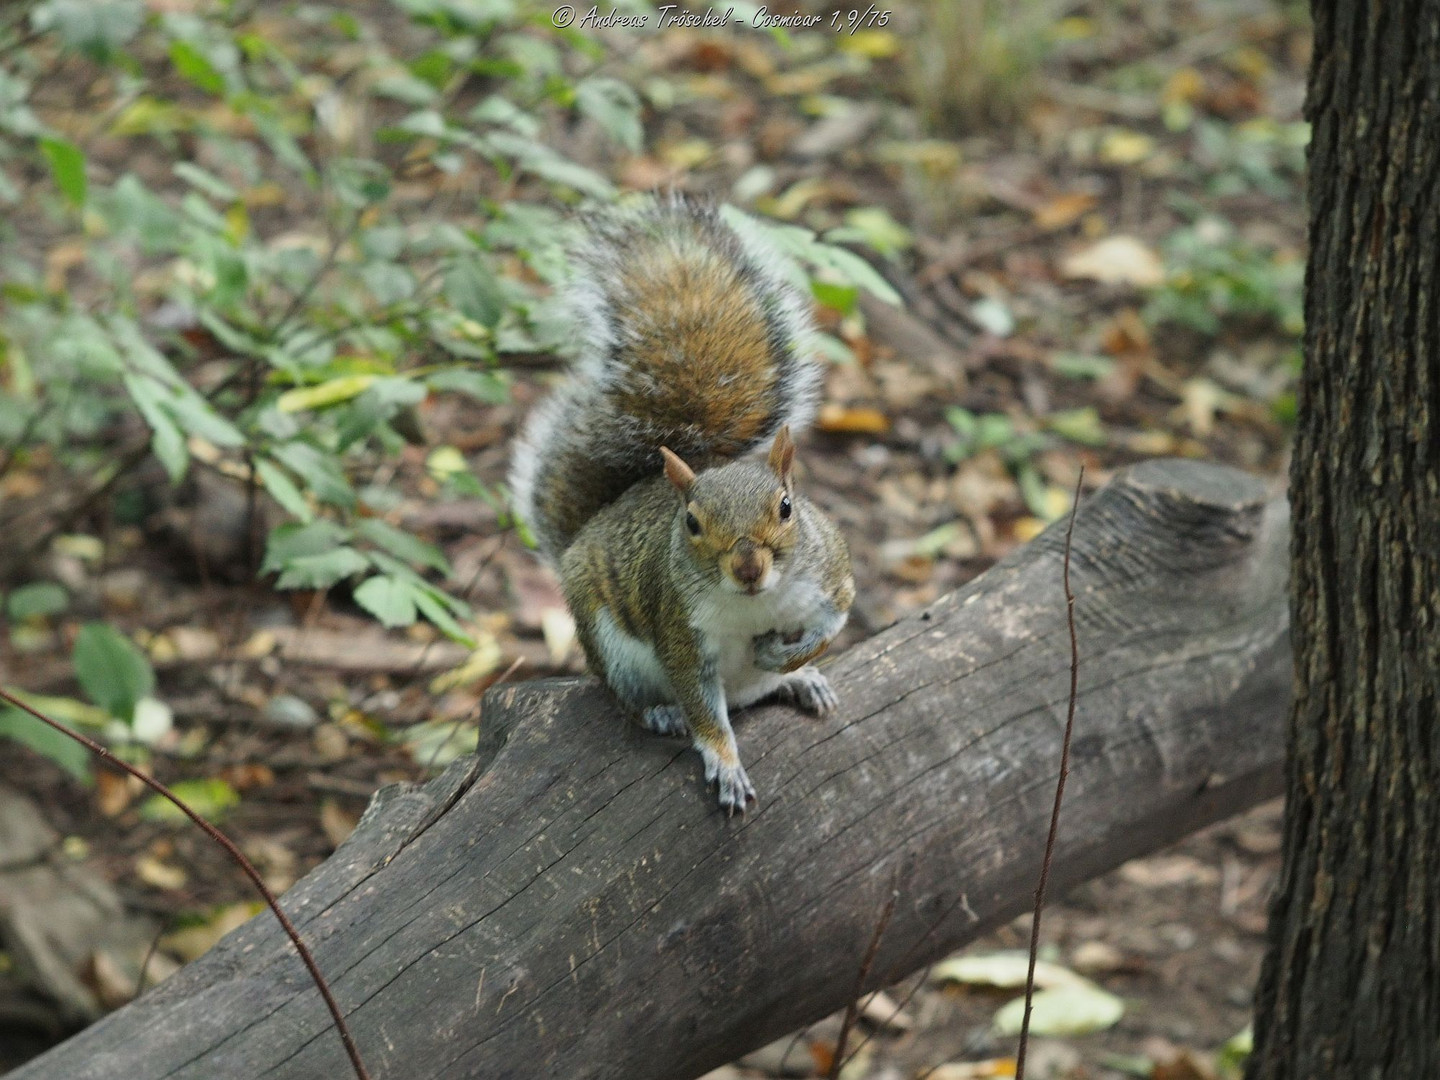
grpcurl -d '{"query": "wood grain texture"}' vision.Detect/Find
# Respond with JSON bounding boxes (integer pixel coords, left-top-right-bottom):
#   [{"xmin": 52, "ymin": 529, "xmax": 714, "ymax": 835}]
[{"xmin": 14, "ymin": 459, "xmax": 1292, "ymax": 1080}]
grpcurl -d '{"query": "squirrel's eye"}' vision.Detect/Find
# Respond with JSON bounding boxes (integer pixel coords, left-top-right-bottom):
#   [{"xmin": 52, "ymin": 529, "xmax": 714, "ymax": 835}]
[
  {"xmin": 685, "ymin": 511, "xmax": 702, "ymax": 536},
  {"xmin": 779, "ymin": 496, "xmax": 792, "ymax": 521}
]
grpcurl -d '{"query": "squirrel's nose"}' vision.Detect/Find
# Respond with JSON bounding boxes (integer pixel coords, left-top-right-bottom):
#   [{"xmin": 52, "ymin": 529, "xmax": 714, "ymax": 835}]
[
  {"xmin": 730, "ymin": 540, "xmax": 769, "ymax": 588},
  {"xmin": 733, "ymin": 558, "xmax": 763, "ymax": 585}
]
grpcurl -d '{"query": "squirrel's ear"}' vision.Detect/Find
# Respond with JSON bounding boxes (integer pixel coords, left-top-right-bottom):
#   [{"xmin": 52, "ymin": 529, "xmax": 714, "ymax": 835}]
[
  {"xmin": 768, "ymin": 425, "xmax": 796, "ymax": 484},
  {"xmin": 660, "ymin": 446, "xmax": 696, "ymax": 493}
]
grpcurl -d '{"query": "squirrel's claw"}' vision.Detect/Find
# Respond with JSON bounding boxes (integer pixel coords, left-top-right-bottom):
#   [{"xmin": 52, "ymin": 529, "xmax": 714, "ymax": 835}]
[
  {"xmin": 778, "ymin": 667, "xmax": 839, "ymax": 716},
  {"xmin": 699, "ymin": 742, "xmax": 756, "ymax": 814}
]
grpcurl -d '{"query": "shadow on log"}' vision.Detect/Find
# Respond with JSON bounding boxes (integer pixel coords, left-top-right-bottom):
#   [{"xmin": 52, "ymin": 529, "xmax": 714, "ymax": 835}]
[{"xmin": 13, "ymin": 459, "xmax": 1291, "ymax": 1080}]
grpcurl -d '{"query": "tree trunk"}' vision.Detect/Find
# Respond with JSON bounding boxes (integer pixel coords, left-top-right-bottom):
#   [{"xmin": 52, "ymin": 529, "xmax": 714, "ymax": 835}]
[
  {"xmin": 12, "ymin": 461, "xmax": 1291, "ymax": 1080},
  {"xmin": 1246, "ymin": 3, "xmax": 1440, "ymax": 1077}
]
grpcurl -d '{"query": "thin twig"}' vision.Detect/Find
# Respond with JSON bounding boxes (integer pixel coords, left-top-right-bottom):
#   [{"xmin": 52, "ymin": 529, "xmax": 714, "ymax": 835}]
[
  {"xmin": 837, "ymin": 964, "xmax": 934, "ymax": 1072},
  {"xmin": 0, "ymin": 397, "xmax": 56, "ymax": 479},
  {"xmin": 0, "ymin": 687, "xmax": 373, "ymax": 1080},
  {"xmin": 837, "ymin": 881, "xmax": 984, "ymax": 1072},
  {"xmin": 135, "ymin": 921, "xmax": 168, "ymax": 999},
  {"xmin": 1014, "ymin": 466, "xmax": 1085, "ymax": 1080},
  {"xmin": 828, "ymin": 887, "xmax": 898, "ymax": 1080}
]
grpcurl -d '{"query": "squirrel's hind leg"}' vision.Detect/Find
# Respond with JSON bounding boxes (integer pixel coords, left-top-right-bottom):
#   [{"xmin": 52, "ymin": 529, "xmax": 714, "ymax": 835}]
[{"xmin": 639, "ymin": 704, "xmax": 689, "ymax": 737}]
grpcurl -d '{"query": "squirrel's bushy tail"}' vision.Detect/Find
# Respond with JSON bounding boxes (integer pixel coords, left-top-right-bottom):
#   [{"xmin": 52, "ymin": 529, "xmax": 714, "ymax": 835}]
[{"xmin": 510, "ymin": 196, "xmax": 819, "ymax": 562}]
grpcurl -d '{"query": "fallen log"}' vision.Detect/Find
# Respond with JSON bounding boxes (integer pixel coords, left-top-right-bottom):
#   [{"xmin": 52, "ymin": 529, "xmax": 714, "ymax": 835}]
[{"xmin": 13, "ymin": 459, "xmax": 1291, "ymax": 1080}]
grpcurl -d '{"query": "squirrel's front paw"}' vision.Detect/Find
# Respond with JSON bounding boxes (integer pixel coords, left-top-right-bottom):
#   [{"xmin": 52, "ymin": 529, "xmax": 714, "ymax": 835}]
[
  {"xmin": 698, "ymin": 741, "xmax": 756, "ymax": 815},
  {"xmin": 640, "ymin": 704, "xmax": 689, "ymax": 737},
  {"xmin": 778, "ymin": 667, "xmax": 839, "ymax": 716},
  {"xmin": 754, "ymin": 628, "xmax": 830, "ymax": 674},
  {"xmin": 753, "ymin": 630, "xmax": 794, "ymax": 672}
]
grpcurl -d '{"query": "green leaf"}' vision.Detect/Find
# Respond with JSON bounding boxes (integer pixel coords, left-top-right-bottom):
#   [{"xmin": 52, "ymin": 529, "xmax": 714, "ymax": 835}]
[
  {"xmin": 262, "ymin": 521, "xmax": 351, "ymax": 575},
  {"xmin": 360, "ymin": 261, "xmax": 416, "ymax": 306},
  {"xmin": 811, "ymin": 278, "xmax": 859, "ymax": 315},
  {"xmin": 468, "ymin": 95, "xmax": 540, "ymax": 137},
  {"xmin": 931, "ymin": 951, "xmax": 1086, "ymax": 990},
  {"xmin": 139, "ymin": 778, "xmax": 240, "ymax": 823},
  {"xmin": 402, "ymin": 717, "xmax": 478, "ymax": 768},
  {"xmin": 1048, "ymin": 407, "xmax": 1107, "ymax": 447},
  {"xmin": 31, "ymin": 0, "xmax": 144, "ymax": 61},
  {"xmin": 40, "ymin": 137, "xmax": 87, "ymax": 206},
  {"xmin": 255, "ymin": 458, "xmax": 313, "ymax": 522},
  {"xmin": 0, "ymin": 707, "xmax": 92, "ymax": 782},
  {"xmin": 277, "ymin": 375, "xmax": 378, "ymax": 412},
  {"xmin": 411, "ymin": 588, "xmax": 475, "ymax": 646},
  {"xmin": 425, "ymin": 368, "xmax": 509, "ymax": 404},
  {"xmin": 831, "ymin": 206, "xmax": 914, "ymax": 259},
  {"xmin": 445, "ymin": 258, "xmax": 505, "ymax": 328},
  {"xmin": 1017, "ymin": 463, "xmax": 1051, "ymax": 519},
  {"xmin": 819, "ymin": 245, "xmax": 902, "ymax": 305},
  {"xmin": 1217, "ymin": 1025, "xmax": 1253, "ymax": 1075},
  {"xmin": 173, "ymin": 162, "xmax": 237, "ymax": 201},
  {"xmin": 575, "ymin": 77, "xmax": 643, "ymax": 152},
  {"xmin": 356, "ymin": 518, "xmax": 449, "ymax": 573},
  {"xmin": 165, "ymin": 389, "xmax": 246, "ymax": 447},
  {"xmin": 270, "ymin": 441, "xmax": 355, "ymax": 509},
  {"xmin": 274, "ymin": 547, "xmax": 369, "ymax": 590},
  {"xmin": 482, "ymin": 131, "xmax": 615, "ymax": 198},
  {"xmin": 169, "ymin": 39, "xmax": 225, "ymax": 95},
  {"xmin": 6, "ymin": 582, "xmax": 69, "ymax": 620},
  {"xmin": 72, "ymin": 622, "xmax": 155, "ymax": 724},
  {"xmin": 354, "ymin": 575, "xmax": 418, "ymax": 628},
  {"xmin": 1049, "ymin": 352, "xmax": 1115, "ymax": 380}
]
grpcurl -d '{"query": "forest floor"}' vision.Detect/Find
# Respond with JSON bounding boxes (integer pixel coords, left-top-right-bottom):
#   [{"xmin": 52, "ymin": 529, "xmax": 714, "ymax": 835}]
[{"xmin": 0, "ymin": 1, "xmax": 1307, "ymax": 1076}]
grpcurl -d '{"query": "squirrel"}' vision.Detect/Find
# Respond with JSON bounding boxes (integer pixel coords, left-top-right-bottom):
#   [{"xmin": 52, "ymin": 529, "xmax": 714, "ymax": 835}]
[{"xmin": 509, "ymin": 195, "xmax": 854, "ymax": 814}]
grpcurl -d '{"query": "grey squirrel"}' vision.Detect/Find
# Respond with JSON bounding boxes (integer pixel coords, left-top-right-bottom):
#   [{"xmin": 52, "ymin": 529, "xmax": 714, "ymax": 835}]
[{"xmin": 510, "ymin": 196, "xmax": 854, "ymax": 813}]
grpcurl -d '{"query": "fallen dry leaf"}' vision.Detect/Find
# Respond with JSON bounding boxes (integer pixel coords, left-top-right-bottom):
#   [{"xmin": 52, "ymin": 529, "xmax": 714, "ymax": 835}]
[
  {"xmin": 993, "ymin": 981, "xmax": 1125, "ymax": 1036},
  {"xmin": 160, "ymin": 903, "xmax": 262, "ymax": 963},
  {"xmin": 1070, "ymin": 940, "xmax": 1127, "ymax": 975},
  {"xmin": 1100, "ymin": 129, "xmax": 1157, "ymax": 165},
  {"xmin": 1061, "ymin": 235, "xmax": 1165, "ymax": 287},
  {"xmin": 861, "ymin": 989, "xmax": 915, "ymax": 1031},
  {"xmin": 541, "ymin": 607, "xmax": 578, "ymax": 667},
  {"xmin": 1155, "ymin": 1050, "xmax": 1220, "ymax": 1080},
  {"xmin": 927, "ymin": 1059, "xmax": 1017, "ymax": 1079},
  {"xmin": 95, "ymin": 771, "xmax": 140, "ymax": 817},
  {"xmin": 817, "ymin": 403, "xmax": 892, "ymax": 435},
  {"xmin": 134, "ymin": 854, "xmax": 188, "ymax": 891},
  {"xmin": 1119, "ymin": 853, "xmax": 1222, "ymax": 888},
  {"xmin": 320, "ymin": 799, "xmax": 360, "ymax": 848},
  {"xmin": 1032, "ymin": 191, "xmax": 1098, "ymax": 230},
  {"xmin": 932, "ymin": 951, "xmax": 1087, "ymax": 991}
]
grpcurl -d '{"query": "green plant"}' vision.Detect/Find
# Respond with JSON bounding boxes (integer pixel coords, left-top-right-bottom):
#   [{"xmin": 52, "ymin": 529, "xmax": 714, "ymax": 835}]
[
  {"xmin": 944, "ymin": 407, "xmax": 1100, "ymax": 520},
  {"xmin": 0, "ymin": 620, "xmax": 162, "ymax": 779},
  {"xmin": 2, "ymin": 0, "xmax": 629, "ymax": 643},
  {"xmin": 1144, "ymin": 216, "xmax": 1304, "ymax": 338},
  {"xmin": 904, "ymin": 0, "xmax": 1061, "ymax": 133},
  {"xmin": 1189, "ymin": 117, "xmax": 1310, "ymax": 199},
  {"xmin": 0, "ymin": 1, "xmax": 898, "ymax": 774}
]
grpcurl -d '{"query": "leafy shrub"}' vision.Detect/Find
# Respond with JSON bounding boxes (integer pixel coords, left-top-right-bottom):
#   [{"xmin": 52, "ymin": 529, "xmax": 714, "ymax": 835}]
[
  {"xmin": 0, "ymin": 1, "xmax": 898, "ymax": 770},
  {"xmin": 1144, "ymin": 217, "xmax": 1304, "ymax": 338}
]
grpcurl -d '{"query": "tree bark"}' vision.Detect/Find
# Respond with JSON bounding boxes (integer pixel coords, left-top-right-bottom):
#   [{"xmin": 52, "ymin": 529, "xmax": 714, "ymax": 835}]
[
  {"xmin": 12, "ymin": 460, "xmax": 1291, "ymax": 1080},
  {"xmin": 1246, "ymin": 3, "xmax": 1440, "ymax": 1077}
]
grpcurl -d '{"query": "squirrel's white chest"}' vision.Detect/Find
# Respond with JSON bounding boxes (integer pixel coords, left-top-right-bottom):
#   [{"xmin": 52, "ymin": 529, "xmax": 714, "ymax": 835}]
[{"xmin": 691, "ymin": 577, "xmax": 828, "ymax": 699}]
